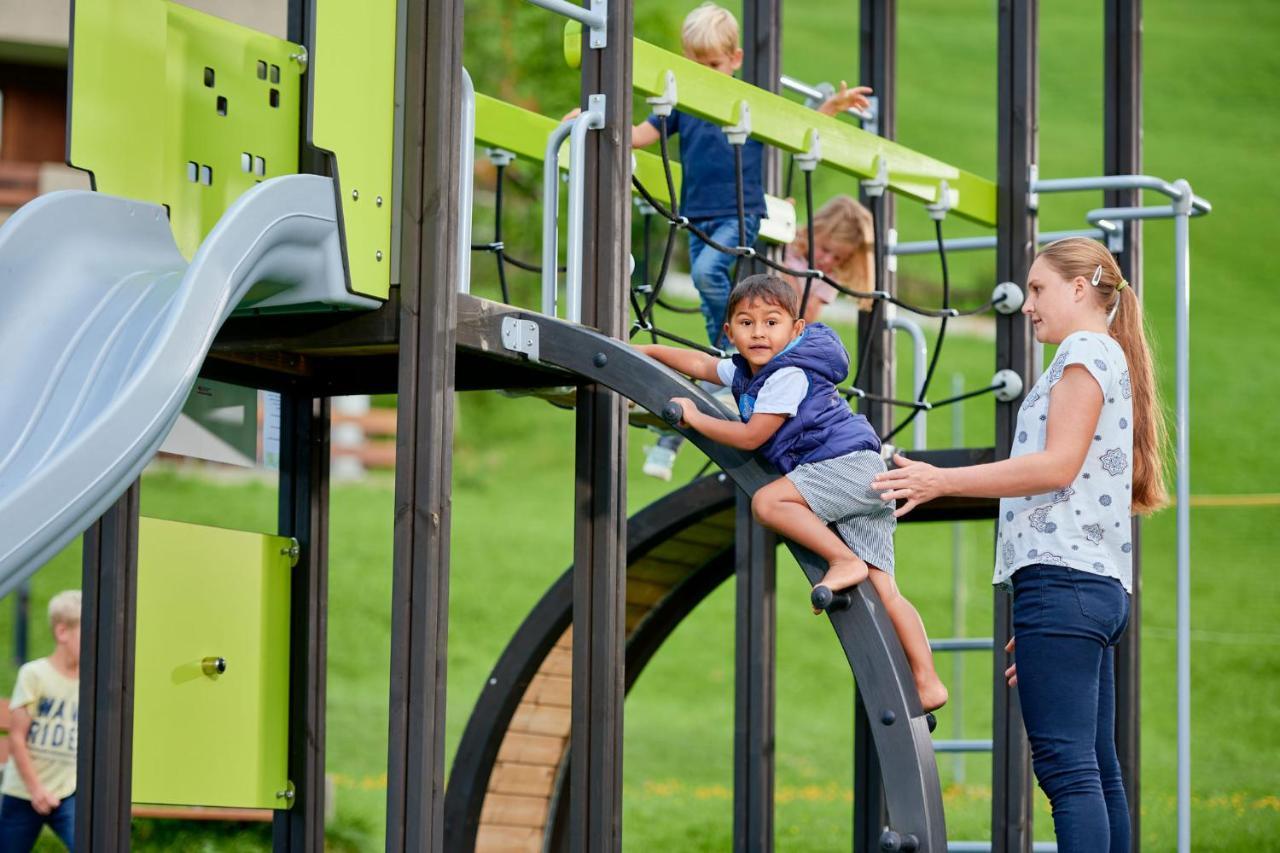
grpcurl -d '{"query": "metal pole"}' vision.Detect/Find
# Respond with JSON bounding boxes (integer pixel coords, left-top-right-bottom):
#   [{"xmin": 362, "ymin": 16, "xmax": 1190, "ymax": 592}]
[
  {"xmin": 950, "ymin": 372, "xmax": 966, "ymax": 784},
  {"xmin": 13, "ymin": 580, "xmax": 29, "ymax": 667},
  {"xmin": 542, "ymin": 119, "xmax": 575, "ymax": 316},
  {"xmin": 456, "ymin": 70, "xmax": 476, "ymax": 294},
  {"xmin": 565, "ymin": 103, "xmax": 606, "ymax": 324},
  {"xmin": 1173, "ymin": 179, "xmax": 1193, "ymax": 853},
  {"xmin": 888, "ymin": 316, "xmax": 926, "ymax": 449}
]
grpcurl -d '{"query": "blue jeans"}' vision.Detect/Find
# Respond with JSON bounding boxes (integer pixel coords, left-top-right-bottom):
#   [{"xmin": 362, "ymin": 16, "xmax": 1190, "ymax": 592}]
[
  {"xmin": 0, "ymin": 793, "xmax": 75, "ymax": 851},
  {"xmin": 1012, "ymin": 565, "xmax": 1131, "ymax": 853},
  {"xmin": 687, "ymin": 214, "xmax": 760, "ymax": 347}
]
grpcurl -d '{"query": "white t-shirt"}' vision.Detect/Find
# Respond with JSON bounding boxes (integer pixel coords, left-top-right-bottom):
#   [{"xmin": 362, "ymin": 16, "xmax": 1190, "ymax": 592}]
[
  {"xmin": 2, "ymin": 658, "xmax": 79, "ymax": 800},
  {"xmin": 994, "ymin": 331, "xmax": 1136, "ymax": 592},
  {"xmin": 716, "ymin": 360, "xmax": 809, "ymax": 418}
]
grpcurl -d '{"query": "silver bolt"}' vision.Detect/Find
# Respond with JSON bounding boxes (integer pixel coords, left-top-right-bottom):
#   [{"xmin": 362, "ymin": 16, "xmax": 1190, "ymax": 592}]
[
  {"xmin": 375, "ymin": 195, "xmax": 383, "ymax": 207},
  {"xmin": 352, "ymin": 189, "xmax": 359, "ymax": 201},
  {"xmin": 376, "ymin": 250, "xmax": 383, "ymax": 261}
]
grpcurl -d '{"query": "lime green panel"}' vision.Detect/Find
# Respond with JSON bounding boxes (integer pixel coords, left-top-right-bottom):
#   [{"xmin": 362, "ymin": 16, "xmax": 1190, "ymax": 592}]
[
  {"xmin": 68, "ymin": 0, "xmax": 303, "ymax": 257},
  {"xmin": 565, "ymin": 26, "xmax": 997, "ymax": 226},
  {"xmin": 132, "ymin": 518, "xmax": 292, "ymax": 809},
  {"xmin": 475, "ymin": 92, "xmax": 680, "ymax": 209},
  {"xmin": 309, "ymin": 0, "xmax": 397, "ymax": 300}
]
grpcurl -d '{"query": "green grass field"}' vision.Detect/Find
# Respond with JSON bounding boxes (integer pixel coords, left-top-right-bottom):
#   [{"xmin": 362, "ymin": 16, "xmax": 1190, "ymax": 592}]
[{"xmin": 8, "ymin": 0, "xmax": 1280, "ymax": 849}]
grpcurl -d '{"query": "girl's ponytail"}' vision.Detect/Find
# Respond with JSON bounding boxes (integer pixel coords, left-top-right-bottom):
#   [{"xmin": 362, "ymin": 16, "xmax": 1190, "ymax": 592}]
[{"xmin": 1036, "ymin": 238, "xmax": 1169, "ymax": 514}]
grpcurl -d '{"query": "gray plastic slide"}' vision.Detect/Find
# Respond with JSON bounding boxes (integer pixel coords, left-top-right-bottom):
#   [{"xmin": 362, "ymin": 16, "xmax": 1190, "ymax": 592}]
[{"xmin": 0, "ymin": 174, "xmax": 378, "ymax": 595}]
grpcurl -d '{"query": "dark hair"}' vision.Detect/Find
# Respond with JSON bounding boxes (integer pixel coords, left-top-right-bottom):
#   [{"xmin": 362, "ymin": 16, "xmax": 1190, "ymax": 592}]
[{"xmin": 726, "ymin": 273, "xmax": 799, "ymax": 319}]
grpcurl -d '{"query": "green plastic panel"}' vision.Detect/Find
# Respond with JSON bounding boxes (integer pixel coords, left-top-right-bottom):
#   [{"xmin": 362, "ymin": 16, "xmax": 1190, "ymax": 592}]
[
  {"xmin": 68, "ymin": 0, "xmax": 304, "ymax": 258},
  {"xmin": 131, "ymin": 518, "xmax": 292, "ymax": 809},
  {"xmin": 565, "ymin": 26, "xmax": 998, "ymax": 226},
  {"xmin": 474, "ymin": 92, "xmax": 794, "ymax": 242},
  {"xmin": 475, "ymin": 92, "xmax": 679, "ymax": 207},
  {"xmin": 309, "ymin": 0, "xmax": 397, "ymax": 300}
]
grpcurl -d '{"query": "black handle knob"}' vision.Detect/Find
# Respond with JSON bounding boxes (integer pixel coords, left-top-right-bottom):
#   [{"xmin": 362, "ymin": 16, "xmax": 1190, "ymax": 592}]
[{"xmin": 661, "ymin": 401, "xmax": 683, "ymax": 425}]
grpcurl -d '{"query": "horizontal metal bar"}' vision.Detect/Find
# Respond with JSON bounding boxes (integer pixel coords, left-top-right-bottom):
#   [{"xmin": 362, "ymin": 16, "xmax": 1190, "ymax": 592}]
[
  {"xmin": 890, "ymin": 228, "xmax": 1107, "ymax": 257},
  {"xmin": 526, "ymin": 0, "xmax": 604, "ymax": 30},
  {"xmin": 929, "ymin": 638, "xmax": 994, "ymax": 652},
  {"xmin": 948, "ymin": 843, "xmax": 1058, "ymax": 853},
  {"xmin": 1034, "ymin": 174, "xmax": 1211, "ymax": 214},
  {"xmin": 778, "ymin": 74, "xmax": 872, "ymax": 121},
  {"xmin": 932, "ymin": 739, "xmax": 992, "ymax": 753},
  {"xmin": 1086, "ymin": 203, "xmax": 1208, "ymax": 226}
]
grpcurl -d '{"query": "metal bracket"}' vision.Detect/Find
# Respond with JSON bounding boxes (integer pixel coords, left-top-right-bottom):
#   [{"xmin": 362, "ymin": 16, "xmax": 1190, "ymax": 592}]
[
  {"xmin": 723, "ymin": 101, "xmax": 751, "ymax": 146},
  {"xmin": 862, "ymin": 155, "xmax": 890, "ymax": 198},
  {"xmin": 862, "ymin": 94, "xmax": 880, "ymax": 137},
  {"xmin": 281, "ymin": 538, "xmax": 300, "ymax": 567},
  {"xmin": 795, "ymin": 129, "xmax": 821, "ymax": 172},
  {"xmin": 1027, "ymin": 162, "xmax": 1040, "ymax": 213},
  {"xmin": 992, "ymin": 369, "xmax": 1025, "ymax": 403},
  {"xmin": 486, "ymin": 148, "xmax": 515, "ymax": 167},
  {"xmin": 885, "ymin": 227, "xmax": 899, "ymax": 274},
  {"xmin": 645, "ymin": 70, "xmax": 678, "ymax": 117},
  {"xmin": 276, "ymin": 780, "xmax": 296, "ymax": 808},
  {"xmin": 585, "ymin": 93, "xmax": 606, "ymax": 129},
  {"xmin": 502, "ymin": 316, "xmax": 540, "ymax": 362},
  {"xmin": 927, "ymin": 179, "xmax": 956, "ymax": 221},
  {"xmin": 588, "ymin": 0, "xmax": 607, "ymax": 48},
  {"xmin": 288, "ymin": 46, "xmax": 308, "ymax": 73}
]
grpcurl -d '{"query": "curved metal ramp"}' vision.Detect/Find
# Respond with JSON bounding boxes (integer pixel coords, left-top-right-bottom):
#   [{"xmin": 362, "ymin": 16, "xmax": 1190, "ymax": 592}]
[
  {"xmin": 0, "ymin": 175, "xmax": 377, "ymax": 593},
  {"xmin": 453, "ymin": 293, "xmax": 946, "ymax": 850}
]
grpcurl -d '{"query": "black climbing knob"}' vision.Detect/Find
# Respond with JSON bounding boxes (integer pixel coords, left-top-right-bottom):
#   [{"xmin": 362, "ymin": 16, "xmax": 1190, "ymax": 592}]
[
  {"xmin": 810, "ymin": 585, "xmax": 852, "ymax": 613},
  {"xmin": 593, "ymin": 352, "xmax": 608, "ymax": 368},
  {"xmin": 880, "ymin": 709, "xmax": 896, "ymax": 726},
  {"xmin": 879, "ymin": 829, "xmax": 920, "ymax": 852},
  {"xmin": 661, "ymin": 400, "xmax": 683, "ymax": 425},
  {"xmin": 925, "ymin": 712, "xmax": 937, "ymax": 733}
]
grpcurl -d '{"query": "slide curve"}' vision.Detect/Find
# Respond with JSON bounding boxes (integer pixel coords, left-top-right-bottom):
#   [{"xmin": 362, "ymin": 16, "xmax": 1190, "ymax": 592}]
[{"xmin": 0, "ymin": 174, "xmax": 374, "ymax": 594}]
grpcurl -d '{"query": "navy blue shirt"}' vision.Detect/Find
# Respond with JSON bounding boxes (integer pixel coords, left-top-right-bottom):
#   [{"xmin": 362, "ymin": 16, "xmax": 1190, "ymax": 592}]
[{"xmin": 647, "ymin": 109, "xmax": 766, "ymax": 220}]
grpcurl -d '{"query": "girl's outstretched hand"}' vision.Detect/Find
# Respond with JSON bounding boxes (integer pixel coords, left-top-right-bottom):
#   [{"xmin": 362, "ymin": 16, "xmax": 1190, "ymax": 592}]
[
  {"xmin": 870, "ymin": 452, "xmax": 949, "ymax": 517},
  {"xmin": 819, "ymin": 82, "xmax": 873, "ymax": 116}
]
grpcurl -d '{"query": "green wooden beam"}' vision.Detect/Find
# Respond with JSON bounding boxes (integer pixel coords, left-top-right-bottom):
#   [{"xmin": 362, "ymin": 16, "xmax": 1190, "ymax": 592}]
[
  {"xmin": 565, "ymin": 28, "xmax": 997, "ymax": 226},
  {"xmin": 475, "ymin": 92, "xmax": 678, "ymax": 207}
]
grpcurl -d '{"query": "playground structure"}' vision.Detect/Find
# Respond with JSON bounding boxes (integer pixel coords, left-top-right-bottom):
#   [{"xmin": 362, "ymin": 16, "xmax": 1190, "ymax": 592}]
[{"xmin": 0, "ymin": 0, "xmax": 1212, "ymax": 851}]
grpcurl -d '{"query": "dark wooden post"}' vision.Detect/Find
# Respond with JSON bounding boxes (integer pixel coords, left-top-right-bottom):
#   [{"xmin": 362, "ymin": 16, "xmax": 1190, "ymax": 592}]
[
  {"xmin": 384, "ymin": 0, "xmax": 463, "ymax": 846},
  {"xmin": 992, "ymin": 1, "xmax": 1039, "ymax": 850},
  {"xmin": 76, "ymin": 482, "xmax": 140, "ymax": 852},
  {"xmin": 1104, "ymin": 0, "xmax": 1143, "ymax": 846}
]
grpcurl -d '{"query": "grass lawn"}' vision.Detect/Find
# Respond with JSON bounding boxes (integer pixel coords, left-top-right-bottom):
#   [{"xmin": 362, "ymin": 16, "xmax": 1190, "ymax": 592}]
[{"xmin": 5, "ymin": 0, "xmax": 1278, "ymax": 850}]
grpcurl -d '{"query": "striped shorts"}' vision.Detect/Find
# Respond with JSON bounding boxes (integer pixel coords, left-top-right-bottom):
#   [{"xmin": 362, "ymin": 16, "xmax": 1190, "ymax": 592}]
[{"xmin": 786, "ymin": 449, "xmax": 896, "ymax": 575}]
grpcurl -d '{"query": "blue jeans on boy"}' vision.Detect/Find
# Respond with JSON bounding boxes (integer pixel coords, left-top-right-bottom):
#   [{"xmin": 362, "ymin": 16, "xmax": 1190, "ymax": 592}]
[
  {"xmin": 1012, "ymin": 564, "xmax": 1131, "ymax": 853},
  {"xmin": 0, "ymin": 793, "xmax": 76, "ymax": 851},
  {"xmin": 687, "ymin": 214, "xmax": 760, "ymax": 347}
]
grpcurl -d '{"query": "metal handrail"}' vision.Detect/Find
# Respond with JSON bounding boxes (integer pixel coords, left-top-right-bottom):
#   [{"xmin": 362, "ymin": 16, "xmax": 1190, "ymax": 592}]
[
  {"xmin": 888, "ymin": 315, "xmax": 927, "ymax": 449},
  {"xmin": 540, "ymin": 99, "xmax": 605, "ymax": 323},
  {"xmin": 456, "ymin": 69, "xmax": 476, "ymax": 294}
]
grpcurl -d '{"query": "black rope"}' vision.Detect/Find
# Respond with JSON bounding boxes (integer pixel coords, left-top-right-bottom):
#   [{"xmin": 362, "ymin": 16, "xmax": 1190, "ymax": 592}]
[
  {"xmin": 881, "ymin": 217, "xmax": 952, "ymax": 443},
  {"xmin": 631, "ymin": 173, "xmax": 1001, "ymax": 321},
  {"xmin": 655, "ymin": 295, "xmax": 702, "ymax": 314},
  {"xmin": 840, "ymin": 380, "xmax": 1002, "ymax": 412},
  {"xmin": 494, "ymin": 163, "xmax": 511, "ymax": 304},
  {"xmin": 631, "ymin": 320, "xmax": 728, "ymax": 357},
  {"xmin": 798, "ymin": 167, "xmax": 817, "ymax": 318}
]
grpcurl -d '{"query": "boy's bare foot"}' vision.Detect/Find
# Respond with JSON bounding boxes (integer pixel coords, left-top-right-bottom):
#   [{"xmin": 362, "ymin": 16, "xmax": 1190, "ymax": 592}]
[
  {"xmin": 917, "ymin": 676, "xmax": 949, "ymax": 713},
  {"xmin": 819, "ymin": 557, "xmax": 868, "ymax": 592}
]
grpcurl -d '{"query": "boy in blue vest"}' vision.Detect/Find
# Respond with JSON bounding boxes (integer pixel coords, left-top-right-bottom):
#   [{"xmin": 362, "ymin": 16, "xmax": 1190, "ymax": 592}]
[
  {"xmin": 568, "ymin": 2, "xmax": 870, "ymax": 480},
  {"xmin": 637, "ymin": 274, "xmax": 947, "ymax": 712}
]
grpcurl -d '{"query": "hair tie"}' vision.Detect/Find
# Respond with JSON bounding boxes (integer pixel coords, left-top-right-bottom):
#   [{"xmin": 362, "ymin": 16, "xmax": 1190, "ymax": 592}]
[{"xmin": 1116, "ymin": 279, "xmax": 1128, "ymax": 292}]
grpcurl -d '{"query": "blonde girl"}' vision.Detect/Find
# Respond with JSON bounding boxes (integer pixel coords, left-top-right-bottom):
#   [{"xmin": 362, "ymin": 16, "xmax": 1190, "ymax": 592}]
[{"xmin": 783, "ymin": 195, "xmax": 875, "ymax": 323}]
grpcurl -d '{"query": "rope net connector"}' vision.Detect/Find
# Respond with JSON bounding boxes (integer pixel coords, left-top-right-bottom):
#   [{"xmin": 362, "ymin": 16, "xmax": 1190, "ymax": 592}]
[
  {"xmin": 795, "ymin": 129, "xmax": 822, "ymax": 172},
  {"xmin": 646, "ymin": 70, "xmax": 678, "ymax": 117},
  {"xmin": 992, "ymin": 281, "xmax": 1024, "ymax": 314},
  {"xmin": 862, "ymin": 155, "xmax": 890, "ymax": 198},
  {"xmin": 723, "ymin": 100, "xmax": 752, "ymax": 146},
  {"xmin": 486, "ymin": 148, "xmax": 516, "ymax": 167},
  {"xmin": 927, "ymin": 179, "xmax": 956, "ymax": 221},
  {"xmin": 992, "ymin": 369, "xmax": 1025, "ymax": 403}
]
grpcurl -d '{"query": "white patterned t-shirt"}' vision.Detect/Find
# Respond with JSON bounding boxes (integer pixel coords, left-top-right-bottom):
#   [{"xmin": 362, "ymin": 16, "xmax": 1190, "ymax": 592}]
[{"xmin": 993, "ymin": 331, "xmax": 1135, "ymax": 592}]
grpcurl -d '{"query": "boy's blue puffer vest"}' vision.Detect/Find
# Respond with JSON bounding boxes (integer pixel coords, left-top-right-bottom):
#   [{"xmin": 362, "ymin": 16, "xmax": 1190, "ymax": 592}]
[{"xmin": 730, "ymin": 323, "xmax": 880, "ymax": 474}]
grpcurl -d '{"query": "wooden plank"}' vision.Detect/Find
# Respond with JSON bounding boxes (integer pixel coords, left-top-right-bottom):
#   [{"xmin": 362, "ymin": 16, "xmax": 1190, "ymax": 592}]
[
  {"xmin": 495, "ymin": 732, "xmax": 568, "ymax": 766},
  {"xmin": 509, "ymin": 703, "xmax": 571, "ymax": 738},
  {"xmin": 523, "ymin": 674, "xmax": 572, "ymax": 708},
  {"xmin": 133, "ymin": 805, "xmax": 272, "ymax": 822},
  {"xmin": 624, "ymin": 577, "xmax": 673, "ymax": 608},
  {"xmin": 475, "ymin": 824, "xmax": 544, "ymax": 853},
  {"xmin": 627, "ymin": 559, "xmax": 698, "ymax": 587},
  {"xmin": 543, "ymin": 646, "xmax": 572, "ymax": 677},
  {"xmin": 488, "ymin": 762, "xmax": 558, "ymax": 798},
  {"xmin": 625, "ymin": 603, "xmax": 651, "ymax": 634},
  {"xmin": 479, "ymin": 793, "xmax": 553, "ymax": 828}
]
